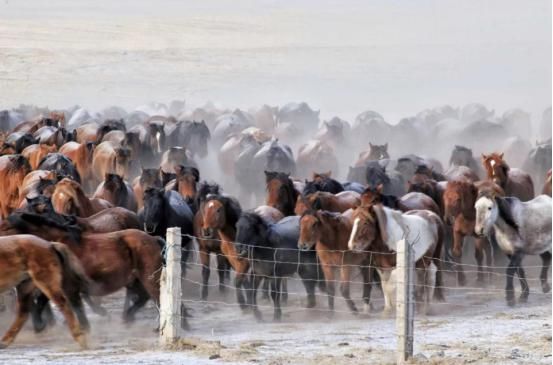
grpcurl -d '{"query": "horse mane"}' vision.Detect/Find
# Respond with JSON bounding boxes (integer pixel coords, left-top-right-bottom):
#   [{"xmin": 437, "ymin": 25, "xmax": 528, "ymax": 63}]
[
  {"xmin": 195, "ymin": 181, "xmax": 221, "ymax": 210},
  {"xmin": 302, "ymin": 181, "xmax": 320, "ymax": 196},
  {"xmin": 184, "ymin": 120, "xmax": 211, "ymax": 140},
  {"xmin": 365, "ymin": 161, "xmax": 390, "ymax": 185},
  {"xmin": 205, "ymin": 194, "xmax": 242, "ymax": 227},
  {"xmin": 7, "ymin": 212, "xmax": 82, "ymax": 242},
  {"xmin": 495, "ymin": 196, "xmax": 519, "ymax": 231},
  {"xmin": 7, "ymin": 154, "xmax": 31, "ymax": 172}
]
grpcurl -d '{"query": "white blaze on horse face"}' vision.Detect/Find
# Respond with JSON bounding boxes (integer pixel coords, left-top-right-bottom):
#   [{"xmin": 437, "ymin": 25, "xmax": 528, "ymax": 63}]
[
  {"xmin": 155, "ymin": 132, "xmax": 162, "ymax": 153},
  {"xmin": 489, "ymin": 159, "xmax": 496, "ymax": 176},
  {"xmin": 207, "ymin": 201, "xmax": 215, "ymax": 209},
  {"xmin": 348, "ymin": 217, "xmax": 360, "ymax": 250}
]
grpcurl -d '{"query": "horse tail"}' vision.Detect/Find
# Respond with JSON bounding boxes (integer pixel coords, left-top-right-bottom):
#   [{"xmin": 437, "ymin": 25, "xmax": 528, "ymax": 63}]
[
  {"xmin": 432, "ymin": 219, "xmax": 446, "ymax": 302},
  {"xmin": 51, "ymin": 242, "xmax": 92, "ymax": 296}
]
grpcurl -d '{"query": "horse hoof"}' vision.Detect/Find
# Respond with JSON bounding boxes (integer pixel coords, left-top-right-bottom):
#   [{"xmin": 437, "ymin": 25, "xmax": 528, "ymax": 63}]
[
  {"xmin": 380, "ymin": 310, "xmax": 392, "ymax": 319},
  {"xmin": 506, "ymin": 298, "xmax": 516, "ymax": 307},
  {"xmin": 519, "ymin": 293, "xmax": 529, "ymax": 304},
  {"xmin": 457, "ymin": 275, "xmax": 466, "ymax": 287},
  {"xmin": 542, "ymin": 283, "xmax": 551, "ymax": 294}
]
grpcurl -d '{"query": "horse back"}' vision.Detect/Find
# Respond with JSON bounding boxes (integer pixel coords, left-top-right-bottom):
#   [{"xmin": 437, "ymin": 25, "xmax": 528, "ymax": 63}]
[{"xmin": 507, "ymin": 168, "xmax": 535, "ymax": 201}]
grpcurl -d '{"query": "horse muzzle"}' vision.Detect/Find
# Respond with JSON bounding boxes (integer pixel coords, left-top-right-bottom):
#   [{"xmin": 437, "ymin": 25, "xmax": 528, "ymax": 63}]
[
  {"xmin": 144, "ymin": 223, "xmax": 158, "ymax": 234},
  {"xmin": 298, "ymin": 241, "xmax": 314, "ymax": 251},
  {"xmin": 201, "ymin": 227, "xmax": 215, "ymax": 238}
]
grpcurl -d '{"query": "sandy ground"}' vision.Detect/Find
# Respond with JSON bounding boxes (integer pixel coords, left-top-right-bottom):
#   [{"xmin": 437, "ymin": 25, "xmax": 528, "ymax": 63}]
[{"xmin": 1, "ymin": 253, "xmax": 551, "ymax": 365}]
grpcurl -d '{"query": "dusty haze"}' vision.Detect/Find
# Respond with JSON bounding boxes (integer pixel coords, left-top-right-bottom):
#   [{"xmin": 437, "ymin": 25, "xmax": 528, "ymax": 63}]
[{"xmin": 0, "ymin": 0, "xmax": 550, "ymax": 122}]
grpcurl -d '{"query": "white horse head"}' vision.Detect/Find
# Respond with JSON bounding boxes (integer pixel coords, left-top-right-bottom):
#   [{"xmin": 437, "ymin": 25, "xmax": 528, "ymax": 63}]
[{"xmin": 474, "ymin": 195, "xmax": 498, "ymax": 237}]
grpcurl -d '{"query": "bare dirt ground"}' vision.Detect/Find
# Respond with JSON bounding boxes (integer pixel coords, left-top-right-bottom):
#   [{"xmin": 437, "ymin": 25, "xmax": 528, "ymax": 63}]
[{"xmin": 1, "ymin": 253, "xmax": 551, "ymax": 365}]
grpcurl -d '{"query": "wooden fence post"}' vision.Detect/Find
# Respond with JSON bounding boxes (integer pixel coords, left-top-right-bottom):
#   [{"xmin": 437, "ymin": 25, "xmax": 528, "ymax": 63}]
[
  {"xmin": 160, "ymin": 226, "xmax": 182, "ymax": 347},
  {"xmin": 396, "ymin": 238, "xmax": 414, "ymax": 364}
]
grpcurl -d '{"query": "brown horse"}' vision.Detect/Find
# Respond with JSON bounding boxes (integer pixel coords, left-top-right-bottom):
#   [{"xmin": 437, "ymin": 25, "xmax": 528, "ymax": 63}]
[
  {"xmin": 165, "ymin": 166, "xmax": 200, "ymax": 204},
  {"xmin": 407, "ymin": 176, "xmax": 446, "ymax": 215},
  {"xmin": 132, "ymin": 168, "xmax": 163, "ymax": 210},
  {"xmin": 363, "ymin": 184, "xmax": 440, "ymax": 215},
  {"xmin": 355, "ymin": 142, "xmax": 390, "ymax": 166},
  {"xmin": 0, "ymin": 155, "xmax": 32, "ymax": 219},
  {"xmin": 298, "ymin": 209, "xmax": 372, "ymax": 313},
  {"xmin": 12, "ymin": 116, "xmax": 59, "ymax": 134},
  {"xmin": 542, "ymin": 169, "xmax": 552, "ymax": 197},
  {"xmin": 265, "ymin": 171, "xmax": 299, "ymax": 216},
  {"xmin": 93, "ymin": 173, "xmax": 138, "ymax": 212},
  {"xmin": 17, "ymin": 170, "xmax": 59, "ymax": 208},
  {"xmin": 200, "ymin": 194, "xmax": 251, "ymax": 309},
  {"xmin": 52, "ymin": 178, "xmax": 113, "ymax": 217},
  {"xmin": 443, "ymin": 179, "xmax": 495, "ymax": 285},
  {"xmin": 295, "ymin": 191, "xmax": 360, "ymax": 216},
  {"xmin": 0, "ymin": 235, "xmax": 88, "ymax": 349},
  {"xmin": 91, "ymin": 141, "xmax": 132, "ymax": 182},
  {"xmin": 0, "ymin": 213, "xmax": 166, "ymax": 325},
  {"xmin": 482, "ymin": 153, "xmax": 534, "ymax": 201},
  {"xmin": 21, "ymin": 144, "xmax": 57, "ymax": 169},
  {"xmin": 295, "ymin": 140, "xmax": 338, "ymax": 179},
  {"xmin": 59, "ymin": 141, "xmax": 96, "ymax": 190}
]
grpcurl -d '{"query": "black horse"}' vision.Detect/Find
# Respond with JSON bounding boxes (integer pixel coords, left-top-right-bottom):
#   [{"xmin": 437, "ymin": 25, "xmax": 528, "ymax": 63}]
[
  {"xmin": 37, "ymin": 153, "xmax": 81, "ymax": 183},
  {"xmin": 141, "ymin": 188, "xmax": 195, "ymax": 274},
  {"xmin": 234, "ymin": 213, "xmax": 325, "ymax": 321},
  {"xmin": 302, "ymin": 175, "xmax": 344, "ymax": 195},
  {"xmin": 365, "ymin": 161, "xmax": 405, "ymax": 197}
]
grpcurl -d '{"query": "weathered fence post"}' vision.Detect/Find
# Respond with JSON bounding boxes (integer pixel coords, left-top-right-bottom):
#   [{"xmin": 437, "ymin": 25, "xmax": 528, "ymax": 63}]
[
  {"xmin": 160, "ymin": 226, "xmax": 182, "ymax": 347},
  {"xmin": 396, "ymin": 238, "xmax": 414, "ymax": 364}
]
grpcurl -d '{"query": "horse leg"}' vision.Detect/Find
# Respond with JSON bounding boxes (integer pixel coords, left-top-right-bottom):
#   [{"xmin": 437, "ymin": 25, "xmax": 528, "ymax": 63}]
[
  {"xmin": 31, "ymin": 293, "xmax": 55, "ymax": 333},
  {"xmin": 216, "ymin": 254, "xmax": 227, "ymax": 294},
  {"xmin": 361, "ymin": 265, "xmax": 373, "ymax": 313},
  {"xmin": 516, "ymin": 263, "xmax": 530, "ymax": 303},
  {"xmin": 453, "ymin": 231, "xmax": 466, "ymax": 286},
  {"xmin": 483, "ymin": 237, "xmax": 493, "ymax": 284},
  {"xmin": 249, "ymin": 272, "xmax": 263, "ymax": 320},
  {"xmin": 31, "ymin": 273, "xmax": 87, "ymax": 349},
  {"xmin": 281, "ymin": 278, "xmax": 288, "ymax": 304},
  {"xmin": 540, "ymin": 251, "xmax": 551, "ymax": 293},
  {"xmin": 474, "ymin": 238, "xmax": 485, "ymax": 284},
  {"xmin": 321, "ymin": 264, "xmax": 335, "ymax": 313},
  {"xmin": 235, "ymin": 271, "xmax": 250, "ymax": 311},
  {"xmin": 122, "ymin": 281, "xmax": 150, "ymax": 323},
  {"xmin": 339, "ymin": 264, "xmax": 358, "ymax": 314},
  {"xmin": 261, "ymin": 278, "xmax": 270, "ymax": 301},
  {"xmin": 298, "ymin": 262, "xmax": 317, "ymax": 308},
  {"xmin": 84, "ymin": 294, "xmax": 108, "ymax": 316},
  {"xmin": 505, "ymin": 252, "xmax": 524, "ymax": 307},
  {"xmin": 377, "ymin": 269, "xmax": 394, "ymax": 317},
  {"xmin": 200, "ymin": 250, "xmax": 210, "ymax": 300},
  {"xmin": 271, "ymin": 277, "xmax": 282, "ymax": 321},
  {"xmin": 0, "ymin": 282, "xmax": 34, "ymax": 349}
]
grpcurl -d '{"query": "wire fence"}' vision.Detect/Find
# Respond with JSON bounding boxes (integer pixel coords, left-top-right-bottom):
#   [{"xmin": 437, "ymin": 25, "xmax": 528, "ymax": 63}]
[{"xmin": 156, "ymin": 227, "xmax": 552, "ymax": 363}]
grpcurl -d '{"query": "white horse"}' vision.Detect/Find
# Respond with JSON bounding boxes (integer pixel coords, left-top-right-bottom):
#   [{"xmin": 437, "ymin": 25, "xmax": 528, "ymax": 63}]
[
  {"xmin": 348, "ymin": 205, "xmax": 444, "ymax": 315},
  {"xmin": 475, "ymin": 194, "xmax": 552, "ymax": 306}
]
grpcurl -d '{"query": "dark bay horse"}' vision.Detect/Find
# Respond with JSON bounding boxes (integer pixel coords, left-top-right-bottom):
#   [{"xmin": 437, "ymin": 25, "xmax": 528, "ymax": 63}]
[
  {"xmin": 265, "ymin": 171, "xmax": 299, "ymax": 216},
  {"xmin": 235, "ymin": 213, "xmax": 324, "ymax": 320},
  {"xmin": 165, "ymin": 166, "xmax": 200, "ymax": 207},
  {"xmin": 294, "ymin": 191, "xmax": 360, "ymax": 216},
  {"xmin": 93, "ymin": 173, "xmax": 137, "ymax": 212},
  {"xmin": 299, "ymin": 209, "xmax": 372, "ymax": 314},
  {"xmin": 0, "ymin": 235, "xmax": 89, "ymax": 349},
  {"xmin": 302, "ymin": 172, "xmax": 344, "ymax": 195}
]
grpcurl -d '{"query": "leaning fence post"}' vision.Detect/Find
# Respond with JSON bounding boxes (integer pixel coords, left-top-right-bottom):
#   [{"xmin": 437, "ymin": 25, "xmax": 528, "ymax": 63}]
[
  {"xmin": 160, "ymin": 226, "xmax": 182, "ymax": 347},
  {"xmin": 396, "ymin": 238, "xmax": 414, "ymax": 364}
]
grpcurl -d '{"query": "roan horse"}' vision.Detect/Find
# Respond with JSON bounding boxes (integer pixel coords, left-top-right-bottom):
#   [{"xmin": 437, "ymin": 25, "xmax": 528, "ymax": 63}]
[
  {"xmin": 348, "ymin": 203, "xmax": 445, "ymax": 314},
  {"xmin": 482, "ymin": 153, "xmax": 534, "ymax": 201},
  {"xmin": 0, "ymin": 235, "xmax": 89, "ymax": 349},
  {"xmin": 475, "ymin": 193, "xmax": 552, "ymax": 306}
]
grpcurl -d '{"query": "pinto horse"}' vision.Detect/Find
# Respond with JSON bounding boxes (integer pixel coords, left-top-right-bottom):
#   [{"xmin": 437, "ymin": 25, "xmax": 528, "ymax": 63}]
[
  {"xmin": 348, "ymin": 203, "xmax": 445, "ymax": 314},
  {"xmin": 0, "ymin": 235, "xmax": 89, "ymax": 349},
  {"xmin": 265, "ymin": 171, "xmax": 299, "ymax": 217},
  {"xmin": 0, "ymin": 213, "xmax": 170, "ymax": 327},
  {"xmin": 0, "ymin": 154, "xmax": 32, "ymax": 219},
  {"xmin": 52, "ymin": 178, "xmax": 113, "ymax": 217},
  {"xmin": 443, "ymin": 179, "xmax": 495, "ymax": 285},
  {"xmin": 200, "ymin": 194, "xmax": 251, "ymax": 310},
  {"xmin": 299, "ymin": 209, "xmax": 372, "ymax": 313},
  {"xmin": 475, "ymin": 193, "xmax": 552, "ymax": 306},
  {"xmin": 482, "ymin": 153, "xmax": 534, "ymax": 201},
  {"xmin": 294, "ymin": 191, "xmax": 360, "ymax": 216}
]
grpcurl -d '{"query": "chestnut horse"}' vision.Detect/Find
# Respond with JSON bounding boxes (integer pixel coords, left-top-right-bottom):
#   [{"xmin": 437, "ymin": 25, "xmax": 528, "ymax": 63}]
[
  {"xmin": 0, "ymin": 154, "xmax": 31, "ymax": 219},
  {"xmin": 0, "ymin": 213, "xmax": 169, "ymax": 327},
  {"xmin": 52, "ymin": 178, "xmax": 113, "ymax": 217},
  {"xmin": 17, "ymin": 170, "xmax": 59, "ymax": 208},
  {"xmin": 59, "ymin": 141, "xmax": 96, "ymax": 191},
  {"xmin": 92, "ymin": 141, "xmax": 132, "ymax": 182},
  {"xmin": 482, "ymin": 153, "xmax": 534, "ymax": 201},
  {"xmin": 265, "ymin": 171, "xmax": 299, "ymax": 216},
  {"xmin": 298, "ymin": 209, "xmax": 372, "ymax": 313},
  {"xmin": 21, "ymin": 144, "xmax": 57, "ymax": 169},
  {"xmin": 93, "ymin": 173, "xmax": 138, "ymax": 212},
  {"xmin": 200, "ymin": 194, "xmax": 251, "ymax": 309},
  {"xmin": 443, "ymin": 179, "xmax": 496, "ymax": 285},
  {"xmin": 0, "ymin": 235, "xmax": 88, "ymax": 349},
  {"xmin": 294, "ymin": 191, "xmax": 360, "ymax": 216},
  {"xmin": 165, "ymin": 166, "xmax": 200, "ymax": 206}
]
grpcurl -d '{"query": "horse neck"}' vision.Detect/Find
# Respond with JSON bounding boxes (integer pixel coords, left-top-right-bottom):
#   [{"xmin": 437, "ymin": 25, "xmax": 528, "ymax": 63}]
[
  {"xmin": 218, "ymin": 224, "xmax": 236, "ymax": 242},
  {"xmin": 72, "ymin": 187, "xmax": 94, "ymax": 215},
  {"xmin": 382, "ymin": 209, "xmax": 404, "ymax": 248}
]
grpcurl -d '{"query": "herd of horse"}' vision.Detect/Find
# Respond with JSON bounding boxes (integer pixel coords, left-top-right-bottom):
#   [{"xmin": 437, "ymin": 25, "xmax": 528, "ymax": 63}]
[{"xmin": 0, "ymin": 102, "xmax": 551, "ymax": 350}]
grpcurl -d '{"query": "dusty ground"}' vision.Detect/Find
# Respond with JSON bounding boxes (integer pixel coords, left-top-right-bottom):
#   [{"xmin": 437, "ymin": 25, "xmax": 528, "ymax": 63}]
[{"xmin": 1, "ymin": 254, "xmax": 551, "ymax": 365}]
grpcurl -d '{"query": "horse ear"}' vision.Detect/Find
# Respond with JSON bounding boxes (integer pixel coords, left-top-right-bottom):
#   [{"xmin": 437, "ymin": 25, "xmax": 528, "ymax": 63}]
[
  {"xmin": 369, "ymin": 142, "xmax": 374, "ymax": 148},
  {"xmin": 481, "ymin": 153, "xmax": 487, "ymax": 161},
  {"xmin": 324, "ymin": 171, "xmax": 331, "ymax": 178},
  {"xmin": 499, "ymin": 152, "xmax": 504, "ymax": 160},
  {"xmin": 371, "ymin": 204, "xmax": 388, "ymax": 243},
  {"xmin": 383, "ymin": 143, "xmax": 388, "ymax": 151}
]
